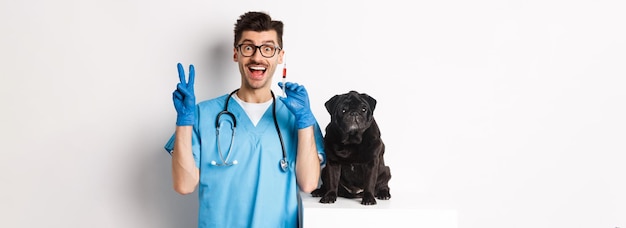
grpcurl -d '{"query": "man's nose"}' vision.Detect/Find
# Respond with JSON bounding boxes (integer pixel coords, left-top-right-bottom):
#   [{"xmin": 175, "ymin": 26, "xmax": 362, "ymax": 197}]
[{"xmin": 250, "ymin": 47, "xmax": 264, "ymax": 59}]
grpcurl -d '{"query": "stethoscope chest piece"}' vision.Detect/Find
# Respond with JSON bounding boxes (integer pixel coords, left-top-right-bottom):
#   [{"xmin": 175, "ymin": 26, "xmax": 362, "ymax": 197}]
[{"xmin": 280, "ymin": 159, "xmax": 288, "ymax": 172}]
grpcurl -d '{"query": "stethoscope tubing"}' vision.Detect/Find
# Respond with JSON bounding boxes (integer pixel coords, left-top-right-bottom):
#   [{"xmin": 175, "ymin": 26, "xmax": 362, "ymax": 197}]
[{"xmin": 213, "ymin": 89, "xmax": 288, "ymax": 171}]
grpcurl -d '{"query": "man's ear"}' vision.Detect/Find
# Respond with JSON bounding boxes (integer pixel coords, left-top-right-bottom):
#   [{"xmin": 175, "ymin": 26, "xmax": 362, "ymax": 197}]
[
  {"xmin": 278, "ymin": 49, "xmax": 285, "ymax": 64},
  {"xmin": 233, "ymin": 48, "xmax": 238, "ymax": 62}
]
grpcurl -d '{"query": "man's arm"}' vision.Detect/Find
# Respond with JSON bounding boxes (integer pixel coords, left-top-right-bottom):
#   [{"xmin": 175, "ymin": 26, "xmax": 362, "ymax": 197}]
[
  {"xmin": 171, "ymin": 126, "xmax": 199, "ymax": 194},
  {"xmin": 295, "ymin": 126, "xmax": 321, "ymax": 193},
  {"xmin": 171, "ymin": 63, "xmax": 199, "ymax": 195},
  {"xmin": 278, "ymin": 82, "xmax": 322, "ymax": 193}
]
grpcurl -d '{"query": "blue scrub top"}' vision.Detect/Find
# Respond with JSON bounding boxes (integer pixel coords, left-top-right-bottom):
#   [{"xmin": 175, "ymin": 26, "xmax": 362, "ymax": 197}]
[{"xmin": 165, "ymin": 93, "xmax": 326, "ymax": 228}]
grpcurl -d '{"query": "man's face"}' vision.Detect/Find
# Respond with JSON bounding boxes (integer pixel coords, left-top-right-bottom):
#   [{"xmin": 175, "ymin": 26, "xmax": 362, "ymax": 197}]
[{"xmin": 233, "ymin": 30, "xmax": 284, "ymax": 90}]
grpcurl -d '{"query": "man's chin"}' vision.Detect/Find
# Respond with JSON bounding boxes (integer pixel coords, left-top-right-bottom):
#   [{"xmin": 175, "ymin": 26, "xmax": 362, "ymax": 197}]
[{"xmin": 244, "ymin": 80, "xmax": 270, "ymax": 90}]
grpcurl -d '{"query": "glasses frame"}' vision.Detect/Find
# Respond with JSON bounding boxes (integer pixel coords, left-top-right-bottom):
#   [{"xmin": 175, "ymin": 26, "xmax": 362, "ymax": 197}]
[{"xmin": 236, "ymin": 43, "xmax": 282, "ymax": 58}]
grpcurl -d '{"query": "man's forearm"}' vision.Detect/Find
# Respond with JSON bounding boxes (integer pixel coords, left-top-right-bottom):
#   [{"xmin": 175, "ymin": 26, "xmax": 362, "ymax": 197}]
[
  {"xmin": 172, "ymin": 126, "xmax": 199, "ymax": 194},
  {"xmin": 295, "ymin": 126, "xmax": 321, "ymax": 193}
]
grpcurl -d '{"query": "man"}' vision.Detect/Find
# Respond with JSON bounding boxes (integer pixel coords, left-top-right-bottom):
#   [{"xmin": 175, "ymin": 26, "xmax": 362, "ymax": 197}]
[{"xmin": 164, "ymin": 11, "xmax": 325, "ymax": 227}]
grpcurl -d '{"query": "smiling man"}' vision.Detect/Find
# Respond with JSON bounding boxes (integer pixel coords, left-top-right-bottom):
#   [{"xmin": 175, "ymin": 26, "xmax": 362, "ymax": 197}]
[{"xmin": 164, "ymin": 11, "xmax": 326, "ymax": 228}]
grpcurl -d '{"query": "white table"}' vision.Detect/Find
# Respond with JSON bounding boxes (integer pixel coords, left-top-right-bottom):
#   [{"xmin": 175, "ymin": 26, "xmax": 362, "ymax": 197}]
[{"xmin": 301, "ymin": 191, "xmax": 458, "ymax": 228}]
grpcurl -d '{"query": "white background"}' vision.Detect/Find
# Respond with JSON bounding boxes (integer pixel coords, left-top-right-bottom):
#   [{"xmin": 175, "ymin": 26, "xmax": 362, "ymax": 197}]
[{"xmin": 1, "ymin": 0, "xmax": 625, "ymax": 227}]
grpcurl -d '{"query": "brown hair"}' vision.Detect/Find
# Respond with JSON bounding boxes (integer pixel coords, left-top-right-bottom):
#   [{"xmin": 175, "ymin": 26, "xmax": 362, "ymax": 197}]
[{"xmin": 233, "ymin": 11, "xmax": 284, "ymax": 48}]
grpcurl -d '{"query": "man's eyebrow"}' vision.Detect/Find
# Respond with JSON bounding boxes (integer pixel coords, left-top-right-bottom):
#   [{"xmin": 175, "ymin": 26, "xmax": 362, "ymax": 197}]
[{"xmin": 240, "ymin": 39, "xmax": 276, "ymax": 45}]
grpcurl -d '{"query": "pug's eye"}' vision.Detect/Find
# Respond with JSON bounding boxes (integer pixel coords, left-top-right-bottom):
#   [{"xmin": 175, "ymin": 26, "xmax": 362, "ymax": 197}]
[
  {"xmin": 342, "ymin": 109, "xmax": 346, "ymax": 113},
  {"xmin": 361, "ymin": 107, "xmax": 367, "ymax": 112}
]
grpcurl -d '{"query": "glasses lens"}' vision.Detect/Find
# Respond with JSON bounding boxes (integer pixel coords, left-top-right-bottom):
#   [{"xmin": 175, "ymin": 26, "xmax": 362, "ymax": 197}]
[
  {"xmin": 240, "ymin": 44, "xmax": 255, "ymax": 57},
  {"xmin": 260, "ymin": 45, "xmax": 275, "ymax": 57}
]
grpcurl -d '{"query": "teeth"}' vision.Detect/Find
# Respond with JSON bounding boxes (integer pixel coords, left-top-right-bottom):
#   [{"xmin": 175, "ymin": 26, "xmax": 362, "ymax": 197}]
[{"xmin": 250, "ymin": 66, "xmax": 266, "ymax": 71}]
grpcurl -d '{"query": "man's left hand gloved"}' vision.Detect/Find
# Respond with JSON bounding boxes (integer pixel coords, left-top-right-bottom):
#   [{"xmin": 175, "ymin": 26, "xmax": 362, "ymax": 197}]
[{"xmin": 278, "ymin": 82, "xmax": 315, "ymax": 129}]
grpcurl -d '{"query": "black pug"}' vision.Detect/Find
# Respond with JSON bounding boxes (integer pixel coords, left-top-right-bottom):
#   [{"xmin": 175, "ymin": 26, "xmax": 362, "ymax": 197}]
[{"xmin": 311, "ymin": 91, "xmax": 391, "ymax": 205}]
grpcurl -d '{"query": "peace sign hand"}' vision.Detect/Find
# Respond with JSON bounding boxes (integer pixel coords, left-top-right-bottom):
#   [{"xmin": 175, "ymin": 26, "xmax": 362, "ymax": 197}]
[{"xmin": 172, "ymin": 63, "xmax": 196, "ymax": 126}]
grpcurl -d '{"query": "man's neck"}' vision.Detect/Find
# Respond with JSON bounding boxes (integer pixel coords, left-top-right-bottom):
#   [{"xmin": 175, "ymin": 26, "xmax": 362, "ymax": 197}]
[{"xmin": 236, "ymin": 87, "xmax": 273, "ymax": 103}]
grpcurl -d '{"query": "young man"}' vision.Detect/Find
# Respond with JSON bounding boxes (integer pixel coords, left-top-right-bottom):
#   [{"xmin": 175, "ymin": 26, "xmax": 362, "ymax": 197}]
[{"xmin": 164, "ymin": 11, "xmax": 325, "ymax": 227}]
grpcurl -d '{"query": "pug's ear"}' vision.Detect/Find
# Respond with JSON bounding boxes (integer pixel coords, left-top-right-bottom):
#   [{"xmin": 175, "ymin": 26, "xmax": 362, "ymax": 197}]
[
  {"xmin": 325, "ymin": 95, "xmax": 341, "ymax": 114},
  {"xmin": 360, "ymin": 93, "xmax": 377, "ymax": 112}
]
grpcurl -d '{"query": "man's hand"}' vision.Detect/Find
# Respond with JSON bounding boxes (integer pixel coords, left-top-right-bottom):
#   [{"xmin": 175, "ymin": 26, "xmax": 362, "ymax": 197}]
[
  {"xmin": 173, "ymin": 63, "xmax": 196, "ymax": 126},
  {"xmin": 278, "ymin": 82, "xmax": 315, "ymax": 129}
]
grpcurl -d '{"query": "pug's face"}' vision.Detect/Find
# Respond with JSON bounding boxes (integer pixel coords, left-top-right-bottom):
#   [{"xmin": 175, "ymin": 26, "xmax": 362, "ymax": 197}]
[{"xmin": 325, "ymin": 91, "xmax": 377, "ymax": 143}]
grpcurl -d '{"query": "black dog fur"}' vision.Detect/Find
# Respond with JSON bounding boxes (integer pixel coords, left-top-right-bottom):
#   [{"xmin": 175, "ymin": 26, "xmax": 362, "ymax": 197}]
[{"xmin": 311, "ymin": 91, "xmax": 391, "ymax": 205}]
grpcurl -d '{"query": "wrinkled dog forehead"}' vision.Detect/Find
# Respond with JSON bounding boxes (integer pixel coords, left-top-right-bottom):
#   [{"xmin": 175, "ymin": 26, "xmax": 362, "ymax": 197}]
[
  {"xmin": 325, "ymin": 91, "xmax": 377, "ymax": 114},
  {"xmin": 344, "ymin": 92, "xmax": 368, "ymax": 107}
]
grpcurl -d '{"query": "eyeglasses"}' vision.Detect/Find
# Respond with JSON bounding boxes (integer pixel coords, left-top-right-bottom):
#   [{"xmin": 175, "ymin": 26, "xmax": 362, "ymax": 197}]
[{"xmin": 236, "ymin": 43, "xmax": 281, "ymax": 58}]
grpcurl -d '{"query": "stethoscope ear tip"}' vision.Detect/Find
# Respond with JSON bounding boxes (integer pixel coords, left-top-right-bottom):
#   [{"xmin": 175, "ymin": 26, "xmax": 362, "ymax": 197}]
[
  {"xmin": 280, "ymin": 159, "xmax": 288, "ymax": 171},
  {"xmin": 232, "ymin": 160, "xmax": 238, "ymax": 165}
]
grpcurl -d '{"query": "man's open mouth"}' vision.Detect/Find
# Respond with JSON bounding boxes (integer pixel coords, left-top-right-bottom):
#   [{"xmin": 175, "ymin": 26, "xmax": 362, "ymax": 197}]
[
  {"xmin": 249, "ymin": 66, "xmax": 266, "ymax": 73},
  {"xmin": 248, "ymin": 66, "xmax": 267, "ymax": 79}
]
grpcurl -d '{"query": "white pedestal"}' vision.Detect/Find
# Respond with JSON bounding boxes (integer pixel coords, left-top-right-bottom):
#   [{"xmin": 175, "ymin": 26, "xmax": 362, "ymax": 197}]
[{"xmin": 301, "ymin": 192, "xmax": 457, "ymax": 228}]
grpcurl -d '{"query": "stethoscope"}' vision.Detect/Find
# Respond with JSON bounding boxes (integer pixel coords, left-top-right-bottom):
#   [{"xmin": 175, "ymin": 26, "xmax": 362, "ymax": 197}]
[{"xmin": 211, "ymin": 89, "xmax": 289, "ymax": 172}]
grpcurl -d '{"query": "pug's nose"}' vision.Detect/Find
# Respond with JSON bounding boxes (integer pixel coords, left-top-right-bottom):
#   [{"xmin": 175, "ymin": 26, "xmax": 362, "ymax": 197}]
[{"xmin": 350, "ymin": 112, "xmax": 359, "ymax": 116}]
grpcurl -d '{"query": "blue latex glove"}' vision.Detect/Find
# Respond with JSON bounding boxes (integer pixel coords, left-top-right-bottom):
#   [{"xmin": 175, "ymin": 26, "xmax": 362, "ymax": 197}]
[
  {"xmin": 278, "ymin": 82, "xmax": 315, "ymax": 129},
  {"xmin": 172, "ymin": 63, "xmax": 196, "ymax": 126}
]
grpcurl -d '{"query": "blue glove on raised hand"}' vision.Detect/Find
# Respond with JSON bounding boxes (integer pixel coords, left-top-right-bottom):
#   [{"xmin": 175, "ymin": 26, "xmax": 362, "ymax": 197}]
[
  {"xmin": 278, "ymin": 82, "xmax": 316, "ymax": 129},
  {"xmin": 172, "ymin": 63, "xmax": 196, "ymax": 126}
]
